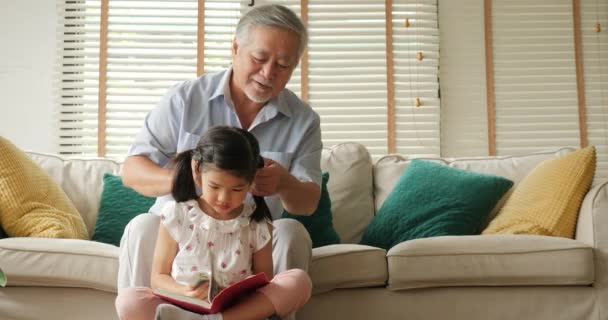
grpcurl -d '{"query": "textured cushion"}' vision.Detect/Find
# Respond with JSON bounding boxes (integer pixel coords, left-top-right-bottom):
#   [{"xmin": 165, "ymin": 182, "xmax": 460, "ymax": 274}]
[
  {"xmin": 373, "ymin": 148, "xmax": 574, "ymax": 214},
  {"xmin": 483, "ymin": 146, "xmax": 596, "ymax": 238},
  {"xmin": 361, "ymin": 159, "xmax": 513, "ymax": 250},
  {"xmin": 281, "ymin": 172, "xmax": 340, "ymax": 248},
  {"xmin": 0, "ymin": 137, "xmax": 88, "ymax": 239},
  {"xmin": 91, "ymin": 173, "xmax": 156, "ymax": 246}
]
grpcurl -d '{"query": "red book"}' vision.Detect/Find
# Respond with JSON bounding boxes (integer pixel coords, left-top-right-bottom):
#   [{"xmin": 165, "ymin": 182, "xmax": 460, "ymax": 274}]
[{"xmin": 153, "ymin": 272, "xmax": 270, "ymax": 314}]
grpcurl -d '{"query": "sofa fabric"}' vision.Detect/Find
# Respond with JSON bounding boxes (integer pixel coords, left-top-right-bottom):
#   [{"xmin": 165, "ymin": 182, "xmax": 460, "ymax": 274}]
[
  {"xmin": 0, "ymin": 237, "xmax": 118, "ymax": 292},
  {"xmin": 309, "ymin": 244, "xmax": 387, "ymax": 294},
  {"xmin": 1, "ymin": 143, "xmax": 607, "ymax": 320},
  {"xmin": 320, "ymin": 143, "xmax": 375, "ymax": 244},
  {"xmin": 386, "ymin": 234, "xmax": 593, "ymax": 290}
]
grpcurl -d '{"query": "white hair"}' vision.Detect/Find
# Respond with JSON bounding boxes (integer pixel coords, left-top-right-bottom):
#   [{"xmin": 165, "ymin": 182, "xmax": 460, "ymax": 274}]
[{"xmin": 235, "ymin": 4, "xmax": 308, "ymax": 61}]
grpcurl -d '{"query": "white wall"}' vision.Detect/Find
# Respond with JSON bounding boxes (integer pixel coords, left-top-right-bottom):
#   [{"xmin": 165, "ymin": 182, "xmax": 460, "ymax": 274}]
[{"xmin": 0, "ymin": 0, "xmax": 57, "ymax": 153}]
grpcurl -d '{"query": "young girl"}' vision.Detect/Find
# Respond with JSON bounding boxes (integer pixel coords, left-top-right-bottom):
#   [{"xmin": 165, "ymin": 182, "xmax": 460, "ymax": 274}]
[{"xmin": 115, "ymin": 126, "xmax": 312, "ymax": 320}]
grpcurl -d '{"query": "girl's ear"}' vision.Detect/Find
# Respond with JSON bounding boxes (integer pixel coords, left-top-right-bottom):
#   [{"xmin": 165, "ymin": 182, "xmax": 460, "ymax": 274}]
[{"xmin": 191, "ymin": 160, "xmax": 202, "ymax": 187}]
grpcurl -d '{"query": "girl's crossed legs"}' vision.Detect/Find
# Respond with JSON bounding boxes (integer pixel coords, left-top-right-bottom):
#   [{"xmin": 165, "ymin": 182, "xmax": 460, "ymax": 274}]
[{"xmin": 116, "ymin": 269, "xmax": 312, "ymax": 320}]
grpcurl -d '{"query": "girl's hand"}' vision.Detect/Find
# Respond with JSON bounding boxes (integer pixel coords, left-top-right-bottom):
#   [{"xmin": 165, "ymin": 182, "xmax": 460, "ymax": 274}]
[{"xmin": 182, "ymin": 281, "xmax": 210, "ymax": 300}]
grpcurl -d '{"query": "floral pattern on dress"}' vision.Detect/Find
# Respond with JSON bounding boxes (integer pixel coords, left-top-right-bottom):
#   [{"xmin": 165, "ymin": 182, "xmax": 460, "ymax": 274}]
[{"xmin": 160, "ymin": 197, "xmax": 271, "ymax": 288}]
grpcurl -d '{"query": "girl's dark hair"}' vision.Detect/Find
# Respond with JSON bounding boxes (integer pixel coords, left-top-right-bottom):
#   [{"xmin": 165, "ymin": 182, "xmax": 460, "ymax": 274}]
[{"xmin": 171, "ymin": 126, "xmax": 271, "ymax": 222}]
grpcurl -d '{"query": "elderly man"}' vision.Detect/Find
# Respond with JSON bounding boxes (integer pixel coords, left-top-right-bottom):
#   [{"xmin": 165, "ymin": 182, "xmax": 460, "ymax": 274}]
[{"xmin": 117, "ymin": 4, "xmax": 321, "ymax": 320}]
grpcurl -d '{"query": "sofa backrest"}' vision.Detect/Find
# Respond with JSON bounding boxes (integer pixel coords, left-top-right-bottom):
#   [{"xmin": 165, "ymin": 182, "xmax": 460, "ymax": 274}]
[
  {"xmin": 373, "ymin": 147, "xmax": 575, "ymax": 215},
  {"xmin": 27, "ymin": 152, "xmax": 121, "ymax": 237},
  {"xmin": 321, "ymin": 143, "xmax": 375, "ymax": 244},
  {"xmin": 26, "ymin": 144, "xmax": 576, "ymax": 245},
  {"xmin": 26, "ymin": 143, "xmax": 377, "ymax": 245}
]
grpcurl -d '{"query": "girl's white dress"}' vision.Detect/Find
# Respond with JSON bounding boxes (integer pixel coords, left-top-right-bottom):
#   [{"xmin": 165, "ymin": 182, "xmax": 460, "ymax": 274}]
[{"xmin": 160, "ymin": 198, "xmax": 271, "ymax": 289}]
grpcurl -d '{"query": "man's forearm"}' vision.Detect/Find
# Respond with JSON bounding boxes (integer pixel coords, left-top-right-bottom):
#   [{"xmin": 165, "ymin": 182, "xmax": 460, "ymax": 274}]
[
  {"xmin": 278, "ymin": 175, "xmax": 321, "ymax": 215},
  {"xmin": 122, "ymin": 155, "xmax": 174, "ymax": 197}
]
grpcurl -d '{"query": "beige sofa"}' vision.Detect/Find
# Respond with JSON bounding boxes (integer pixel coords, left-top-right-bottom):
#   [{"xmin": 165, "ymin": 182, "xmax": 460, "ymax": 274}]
[{"xmin": 1, "ymin": 142, "xmax": 606, "ymax": 320}]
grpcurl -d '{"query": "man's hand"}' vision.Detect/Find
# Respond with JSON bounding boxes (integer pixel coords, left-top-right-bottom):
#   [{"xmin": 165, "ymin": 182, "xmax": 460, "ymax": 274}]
[
  {"xmin": 252, "ymin": 157, "xmax": 321, "ymax": 215},
  {"xmin": 252, "ymin": 158, "xmax": 288, "ymax": 197}
]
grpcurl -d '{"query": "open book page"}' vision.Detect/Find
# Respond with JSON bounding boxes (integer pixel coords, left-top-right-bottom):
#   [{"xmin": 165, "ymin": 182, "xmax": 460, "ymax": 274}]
[
  {"xmin": 153, "ymin": 272, "xmax": 270, "ymax": 315},
  {"xmin": 154, "ymin": 288, "xmax": 212, "ymax": 309}
]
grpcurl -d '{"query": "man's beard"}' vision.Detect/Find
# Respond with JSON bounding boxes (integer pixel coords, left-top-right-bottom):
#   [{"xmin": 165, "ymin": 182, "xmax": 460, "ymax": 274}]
[{"xmin": 245, "ymin": 87, "xmax": 272, "ymax": 104}]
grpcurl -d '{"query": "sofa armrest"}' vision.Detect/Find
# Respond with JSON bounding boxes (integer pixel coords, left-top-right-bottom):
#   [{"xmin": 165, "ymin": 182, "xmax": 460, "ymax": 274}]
[
  {"xmin": 575, "ymin": 179, "xmax": 608, "ymax": 247},
  {"xmin": 575, "ymin": 179, "xmax": 608, "ymax": 314}
]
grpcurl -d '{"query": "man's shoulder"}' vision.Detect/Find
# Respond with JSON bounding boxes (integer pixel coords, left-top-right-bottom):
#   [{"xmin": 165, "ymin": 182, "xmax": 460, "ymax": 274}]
[
  {"xmin": 167, "ymin": 69, "xmax": 226, "ymax": 97},
  {"xmin": 279, "ymin": 88, "xmax": 319, "ymax": 121}
]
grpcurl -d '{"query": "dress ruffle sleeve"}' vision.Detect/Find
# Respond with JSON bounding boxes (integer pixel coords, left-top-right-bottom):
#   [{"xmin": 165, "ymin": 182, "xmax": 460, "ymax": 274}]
[
  {"xmin": 159, "ymin": 201, "xmax": 187, "ymax": 243},
  {"xmin": 252, "ymin": 219, "xmax": 272, "ymax": 252}
]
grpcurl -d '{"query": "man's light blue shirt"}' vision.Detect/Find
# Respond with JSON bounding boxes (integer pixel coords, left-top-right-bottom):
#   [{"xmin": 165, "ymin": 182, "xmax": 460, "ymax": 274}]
[{"xmin": 128, "ymin": 68, "xmax": 323, "ymax": 219}]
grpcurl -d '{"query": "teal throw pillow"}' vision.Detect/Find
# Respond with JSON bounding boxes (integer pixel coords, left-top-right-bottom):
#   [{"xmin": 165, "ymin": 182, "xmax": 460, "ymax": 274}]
[
  {"xmin": 360, "ymin": 160, "xmax": 513, "ymax": 250},
  {"xmin": 92, "ymin": 173, "xmax": 156, "ymax": 246},
  {"xmin": 281, "ymin": 172, "xmax": 340, "ymax": 248}
]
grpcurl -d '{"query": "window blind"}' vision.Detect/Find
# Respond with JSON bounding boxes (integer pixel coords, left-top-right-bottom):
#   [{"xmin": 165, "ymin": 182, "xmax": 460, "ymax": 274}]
[
  {"xmin": 492, "ymin": 0, "xmax": 581, "ymax": 155},
  {"xmin": 57, "ymin": 0, "xmax": 440, "ymax": 160},
  {"xmin": 202, "ymin": 0, "xmax": 239, "ymax": 74},
  {"xmin": 105, "ymin": 0, "xmax": 199, "ymax": 158},
  {"xmin": 438, "ymin": 0, "xmax": 489, "ymax": 157},
  {"xmin": 57, "ymin": 0, "xmax": 101, "ymax": 156},
  {"xmin": 392, "ymin": 0, "xmax": 440, "ymax": 157},
  {"xmin": 581, "ymin": 0, "xmax": 608, "ymax": 179},
  {"xmin": 306, "ymin": 0, "xmax": 441, "ymax": 158},
  {"xmin": 307, "ymin": 0, "xmax": 389, "ymax": 157}
]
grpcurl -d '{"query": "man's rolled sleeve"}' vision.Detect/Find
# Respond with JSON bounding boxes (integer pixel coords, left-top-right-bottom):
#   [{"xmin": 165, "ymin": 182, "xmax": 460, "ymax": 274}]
[
  {"xmin": 290, "ymin": 114, "xmax": 323, "ymax": 187},
  {"xmin": 127, "ymin": 86, "xmax": 184, "ymax": 167}
]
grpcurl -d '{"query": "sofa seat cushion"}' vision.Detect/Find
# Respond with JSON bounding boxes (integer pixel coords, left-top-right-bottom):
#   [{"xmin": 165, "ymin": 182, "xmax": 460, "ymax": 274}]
[
  {"xmin": 387, "ymin": 235, "xmax": 593, "ymax": 290},
  {"xmin": 310, "ymin": 244, "xmax": 387, "ymax": 294},
  {"xmin": 0, "ymin": 238, "xmax": 118, "ymax": 292}
]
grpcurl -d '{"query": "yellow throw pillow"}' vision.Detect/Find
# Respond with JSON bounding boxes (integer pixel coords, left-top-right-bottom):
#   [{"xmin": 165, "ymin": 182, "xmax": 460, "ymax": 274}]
[
  {"xmin": 0, "ymin": 137, "xmax": 88, "ymax": 239},
  {"xmin": 482, "ymin": 146, "xmax": 596, "ymax": 238}
]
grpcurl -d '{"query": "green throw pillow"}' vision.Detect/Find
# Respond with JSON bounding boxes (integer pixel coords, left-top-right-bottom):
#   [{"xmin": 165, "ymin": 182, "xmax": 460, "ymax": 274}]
[
  {"xmin": 92, "ymin": 173, "xmax": 156, "ymax": 246},
  {"xmin": 360, "ymin": 160, "xmax": 513, "ymax": 250},
  {"xmin": 281, "ymin": 172, "xmax": 340, "ymax": 248}
]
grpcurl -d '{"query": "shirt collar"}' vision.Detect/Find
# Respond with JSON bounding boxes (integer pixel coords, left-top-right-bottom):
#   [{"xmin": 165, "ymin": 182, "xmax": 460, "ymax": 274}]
[
  {"xmin": 209, "ymin": 68, "xmax": 232, "ymax": 102},
  {"xmin": 209, "ymin": 67, "xmax": 292, "ymax": 118}
]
